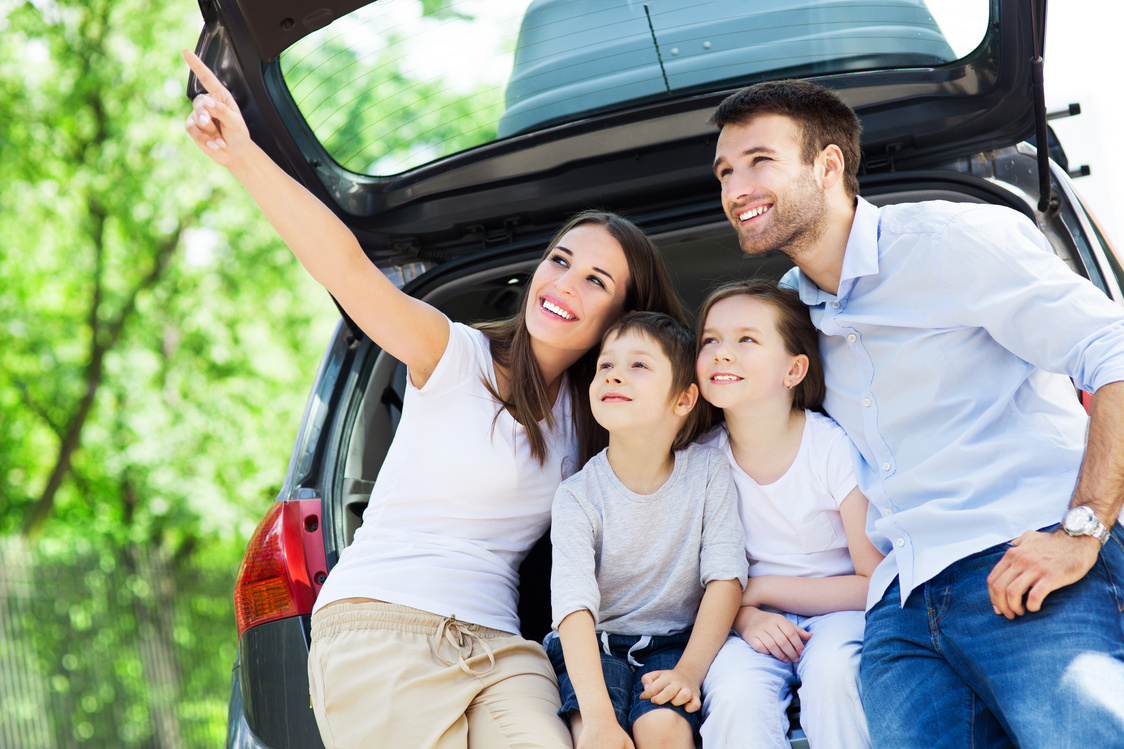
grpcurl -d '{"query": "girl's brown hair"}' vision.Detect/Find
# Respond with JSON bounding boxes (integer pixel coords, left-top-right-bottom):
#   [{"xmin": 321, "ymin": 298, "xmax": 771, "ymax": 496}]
[
  {"xmin": 478, "ymin": 211, "xmax": 685, "ymax": 466},
  {"xmin": 695, "ymin": 280, "xmax": 825, "ymax": 429}
]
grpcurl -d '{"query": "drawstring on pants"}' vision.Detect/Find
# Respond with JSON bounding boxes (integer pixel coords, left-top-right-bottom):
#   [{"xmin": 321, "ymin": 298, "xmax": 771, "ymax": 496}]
[
  {"xmin": 431, "ymin": 615, "xmax": 496, "ymax": 675},
  {"xmin": 600, "ymin": 631, "xmax": 651, "ymax": 667}
]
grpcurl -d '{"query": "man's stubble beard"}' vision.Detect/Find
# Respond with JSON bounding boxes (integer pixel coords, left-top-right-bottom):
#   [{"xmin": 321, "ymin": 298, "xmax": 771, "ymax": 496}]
[{"xmin": 735, "ymin": 168, "xmax": 828, "ymax": 265}]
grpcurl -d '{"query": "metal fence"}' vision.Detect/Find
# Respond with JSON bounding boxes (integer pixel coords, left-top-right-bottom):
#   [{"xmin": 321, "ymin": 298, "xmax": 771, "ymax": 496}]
[{"xmin": 0, "ymin": 537, "xmax": 234, "ymax": 748}]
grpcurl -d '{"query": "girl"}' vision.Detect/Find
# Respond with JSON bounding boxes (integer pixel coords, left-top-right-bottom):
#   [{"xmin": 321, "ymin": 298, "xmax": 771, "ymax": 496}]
[
  {"xmin": 693, "ymin": 281, "xmax": 883, "ymax": 749},
  {"xmin": 183, "ymin": 51, "xmax": 683, "ymax": 749}
]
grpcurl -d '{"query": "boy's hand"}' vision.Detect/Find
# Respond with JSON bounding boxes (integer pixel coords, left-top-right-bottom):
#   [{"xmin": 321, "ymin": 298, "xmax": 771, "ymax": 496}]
[
  {"xmin": 638, "ymin": 668, "xmax": 701, "ymax": 712},
  {"xmin": 734, "ymin": 605, "xmax": 811, "ymax": 663},
  {"xmin": 576, "ymin": 715, "xmax": 635, "ymax": 749}
]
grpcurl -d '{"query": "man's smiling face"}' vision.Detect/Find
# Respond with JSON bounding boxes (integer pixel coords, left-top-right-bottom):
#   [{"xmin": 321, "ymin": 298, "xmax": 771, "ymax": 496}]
[{"xmin": 713, "ymin": 113, "xmax": 828, "ymax": 259}]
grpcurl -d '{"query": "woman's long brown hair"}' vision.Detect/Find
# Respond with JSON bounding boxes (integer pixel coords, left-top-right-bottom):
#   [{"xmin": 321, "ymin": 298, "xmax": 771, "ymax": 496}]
[{"xmin": 477, "ymin": 211, "xmax": 684, "ymax": 468}]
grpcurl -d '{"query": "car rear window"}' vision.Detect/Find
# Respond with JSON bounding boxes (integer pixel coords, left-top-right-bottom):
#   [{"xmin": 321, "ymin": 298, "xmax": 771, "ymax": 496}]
[{"xmin": 279, "ymin": 0, "xmax": 989, "ymax": 176}]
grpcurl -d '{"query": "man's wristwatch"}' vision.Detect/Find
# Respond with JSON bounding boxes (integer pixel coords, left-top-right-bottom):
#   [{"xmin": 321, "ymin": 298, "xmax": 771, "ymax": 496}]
[{"xmin": 1061, "ymin": 505, "xmax": 1111, "ymax": 546}]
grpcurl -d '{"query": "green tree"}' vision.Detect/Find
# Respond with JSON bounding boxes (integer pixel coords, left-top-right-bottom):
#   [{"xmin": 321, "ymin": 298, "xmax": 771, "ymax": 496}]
[
  {"xmin": 0, "ymin": 0, "xmax": 338, "ymax": 539},
  {"xmin": 0, "ymin": 0, "xmax": 336, "ymax": 744}
]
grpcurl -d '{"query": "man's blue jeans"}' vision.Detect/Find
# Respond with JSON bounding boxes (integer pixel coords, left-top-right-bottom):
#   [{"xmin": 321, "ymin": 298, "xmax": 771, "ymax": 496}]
[{"xmin": 861, "ymin": 524, "xmax": 1124, "ymax": 748}]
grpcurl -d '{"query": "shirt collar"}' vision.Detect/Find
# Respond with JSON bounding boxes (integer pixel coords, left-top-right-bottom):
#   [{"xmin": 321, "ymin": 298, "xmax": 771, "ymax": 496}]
[{"xmin": 793, "ymin": 196, "xmax": 881, "ymax": 305}]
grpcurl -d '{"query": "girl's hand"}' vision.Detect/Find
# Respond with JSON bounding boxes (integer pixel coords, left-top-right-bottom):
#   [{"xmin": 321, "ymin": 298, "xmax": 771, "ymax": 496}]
[
  {"xmin": 734, "ymin": 605, "xmax": 811, "ymax": 663},
  {"xmin": 638, "ymin": 668, "xmax": 701, "ymax": 712},
  {"xmin": 182, "ymin": 49, "xmax": 252, "ymax": 167}
]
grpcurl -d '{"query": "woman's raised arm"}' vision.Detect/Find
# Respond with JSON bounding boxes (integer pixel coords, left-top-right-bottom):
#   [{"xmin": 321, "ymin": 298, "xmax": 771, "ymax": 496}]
[{"xmin": 182, "ymin": 50, "xmax": 449, "ymax": 386}]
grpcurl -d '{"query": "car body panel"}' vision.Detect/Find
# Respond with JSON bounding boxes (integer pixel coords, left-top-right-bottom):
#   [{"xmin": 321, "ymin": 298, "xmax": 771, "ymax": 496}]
[{"xmin": 237, "ymin": 616, "xmax": 323, "ymax": 748}]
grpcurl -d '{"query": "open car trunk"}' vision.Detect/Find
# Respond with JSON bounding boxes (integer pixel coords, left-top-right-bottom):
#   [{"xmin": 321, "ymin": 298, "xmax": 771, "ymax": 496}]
[{"xmin": 321, "ymin": 143, "xmax": 1118, "ymax": 646}]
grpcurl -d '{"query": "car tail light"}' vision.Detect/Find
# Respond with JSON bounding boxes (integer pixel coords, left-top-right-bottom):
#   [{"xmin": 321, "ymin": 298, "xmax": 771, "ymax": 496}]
[{"xmin": 234, "ymin": 499, "xmax": 328, "ymax": 638}]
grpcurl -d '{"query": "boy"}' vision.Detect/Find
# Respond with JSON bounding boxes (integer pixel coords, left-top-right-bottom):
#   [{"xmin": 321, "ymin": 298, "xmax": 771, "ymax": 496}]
[{"xmin": 546, "ymin": 311, "xmax": 747, "ymax": 749}]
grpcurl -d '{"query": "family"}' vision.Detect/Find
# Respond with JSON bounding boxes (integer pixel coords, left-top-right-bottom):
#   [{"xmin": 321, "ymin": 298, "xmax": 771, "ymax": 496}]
[{"xmin": 184, "ymin": 50, "xmax": 1124, "ymax": 749}]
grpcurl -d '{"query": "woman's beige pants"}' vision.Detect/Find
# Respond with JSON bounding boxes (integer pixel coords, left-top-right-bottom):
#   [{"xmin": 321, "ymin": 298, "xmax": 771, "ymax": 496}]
[{"xmin": 309, "ymin": 601, "xmax": 573, "ymax": 749}]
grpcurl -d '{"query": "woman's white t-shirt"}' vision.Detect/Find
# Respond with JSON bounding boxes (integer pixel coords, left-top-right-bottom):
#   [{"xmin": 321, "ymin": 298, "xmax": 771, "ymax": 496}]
[
  {"xmin": 701, "ymin": 411, "xmax": 858, "ymax": 579},
  {"xmin": 313, "ymin": 320, "xmax": 578, "ymax": 634}
]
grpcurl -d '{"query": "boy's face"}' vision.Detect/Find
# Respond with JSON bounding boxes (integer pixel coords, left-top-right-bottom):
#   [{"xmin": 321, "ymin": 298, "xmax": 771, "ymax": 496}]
[{"xmin": 590, "ymin": 328, "xmax": 689, "ymax": 436}]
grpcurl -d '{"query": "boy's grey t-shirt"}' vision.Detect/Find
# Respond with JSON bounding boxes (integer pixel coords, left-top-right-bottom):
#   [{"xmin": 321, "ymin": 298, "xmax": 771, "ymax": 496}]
[{"xmin": 549, "ymin": 442, "xmax": 748, "ymax": 635}]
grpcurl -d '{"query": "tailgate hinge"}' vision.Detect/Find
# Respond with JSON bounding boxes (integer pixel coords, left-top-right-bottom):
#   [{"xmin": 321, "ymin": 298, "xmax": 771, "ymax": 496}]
[{"xmin": 467, "ymin": 218, "xmax": 520, "ymax": 251}]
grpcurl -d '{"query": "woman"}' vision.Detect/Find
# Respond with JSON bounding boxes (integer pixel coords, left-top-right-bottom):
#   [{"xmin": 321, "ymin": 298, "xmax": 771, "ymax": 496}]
[{"xmin": 183, "ymin": 51, "xmax": 684, "ymax": 749}]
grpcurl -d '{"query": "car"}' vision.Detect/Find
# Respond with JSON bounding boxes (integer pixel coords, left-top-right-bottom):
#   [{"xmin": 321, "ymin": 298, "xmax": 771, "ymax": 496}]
[{"xmin": 193, "ymin": 1, "xmax": 1122, "ymax": 747}]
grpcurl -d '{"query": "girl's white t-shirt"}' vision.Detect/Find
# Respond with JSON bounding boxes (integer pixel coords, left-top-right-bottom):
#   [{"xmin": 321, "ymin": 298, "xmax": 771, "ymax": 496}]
[
  {"xmin": 701, "ymin": 411, "xmax": 859, "ymax": 579},
  {"xmin": 313, "ymin": 320, "xmax": 578, "ymax": 634}
]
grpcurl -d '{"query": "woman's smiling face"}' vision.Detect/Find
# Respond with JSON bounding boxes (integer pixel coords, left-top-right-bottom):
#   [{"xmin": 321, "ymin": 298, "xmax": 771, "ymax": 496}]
[{"xmin": 524, "ymin": 224, "xmax": 631, "ymax": 358}]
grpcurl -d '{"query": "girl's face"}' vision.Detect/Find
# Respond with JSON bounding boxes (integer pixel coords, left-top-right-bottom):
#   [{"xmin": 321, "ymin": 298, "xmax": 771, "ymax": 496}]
[
  {"xmin": 697, "ymin": 294, "xmax": 801, "ymax": 411},
  {"xmin": 524, "ymin": 224, "xmax": 631, "ymax": 358}
]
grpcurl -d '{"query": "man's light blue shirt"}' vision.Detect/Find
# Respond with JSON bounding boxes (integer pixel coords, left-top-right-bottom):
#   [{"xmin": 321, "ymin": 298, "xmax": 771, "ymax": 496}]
[{"xmin": 782, "ymin": 197, "xmax": 1124, "ymax": 608}]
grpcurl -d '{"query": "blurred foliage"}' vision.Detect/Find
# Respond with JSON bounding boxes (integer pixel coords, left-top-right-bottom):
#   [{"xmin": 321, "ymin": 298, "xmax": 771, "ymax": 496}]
[
  {"xmin": 0, "ymin": 0, "xmax": 338, "ymax": 545},
  {"xmin": 1, "ymin": 537, "xmax": 237, "ymax": 747},
  {"xmin": 280, "ymin": 15, "xmax": 503, "ymax": 173},
  {"xmin": 0, "ymin": 0, "xmax": 336, "ymax": 744}
]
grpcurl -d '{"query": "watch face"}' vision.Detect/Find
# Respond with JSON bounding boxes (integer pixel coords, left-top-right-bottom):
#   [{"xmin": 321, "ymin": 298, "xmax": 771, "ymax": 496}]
[{"xmin": 1064, "ymin": 506, "xmax": 1097, "ymax": 535}]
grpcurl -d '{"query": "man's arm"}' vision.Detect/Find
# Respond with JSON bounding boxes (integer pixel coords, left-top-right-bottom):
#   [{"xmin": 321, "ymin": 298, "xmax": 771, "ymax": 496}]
[{"xmin": 987, "ymin": 381, "xmax": 1124, "ymax": 618}]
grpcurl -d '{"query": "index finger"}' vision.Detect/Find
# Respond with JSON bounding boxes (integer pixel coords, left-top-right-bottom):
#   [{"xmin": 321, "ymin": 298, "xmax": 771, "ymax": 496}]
[
  {"xmin": 985, "ymin": 548, "xmax": 1018, "ymax": 616},
  {"xmin": 183, "ymin": 49, "xmax": 233, "ymax": 100},
  {"xmin": 638, "ymin": 671, "xmax": 669, "ymax": 698}
]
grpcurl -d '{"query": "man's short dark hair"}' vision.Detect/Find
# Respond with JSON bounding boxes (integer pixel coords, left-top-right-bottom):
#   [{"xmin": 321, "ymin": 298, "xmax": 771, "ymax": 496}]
[{"xmin": 708, "ymin": 79, "xmax": 862, "ymax": 198}]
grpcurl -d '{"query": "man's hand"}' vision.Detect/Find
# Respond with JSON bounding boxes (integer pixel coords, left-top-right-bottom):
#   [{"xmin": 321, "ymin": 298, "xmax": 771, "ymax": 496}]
[
  {"xmin": 986, "ymin": 528, "xmax": 1101, "ymax": 619},
  {"xmin": 733, "ymin": 605, "xmax": 811, "ymax": 663},
  {"xmin": 639, "ymin": 668, "xmax": 701, "ymax": 713}
]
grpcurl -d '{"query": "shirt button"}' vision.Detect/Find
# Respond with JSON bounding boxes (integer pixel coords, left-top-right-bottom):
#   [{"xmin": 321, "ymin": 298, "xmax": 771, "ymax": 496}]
[
  {"xmin": 863, "ymin": 398, "xmax": 872, "ymax": 407},
  {"xmin": 847, "ymin": 334, "xmax": 857, "ymax": 342},
  {"xmin": 882, "ymin": 462, "xmax": 891, "ymax": 471},
  {"xmin": 884, "ymin": 508, "xmax": 894, "ymax": 516},
  {"xmin": 832, "ymin": 301, "xmax": 840, "ymax": 309},
  {"xmin": 895, "ymin": 538, "xmax": 905, "ymax": 548}
]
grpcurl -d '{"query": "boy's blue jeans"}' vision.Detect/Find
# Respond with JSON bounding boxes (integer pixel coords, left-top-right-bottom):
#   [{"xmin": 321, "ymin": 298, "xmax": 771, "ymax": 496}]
[
  {"xmin": 861, "ymin": 523, "xmax": 1124, "ymax": 748},
  {"xmin": 544, "ymin": 629, "xmax": 700, "ymax": 735}
]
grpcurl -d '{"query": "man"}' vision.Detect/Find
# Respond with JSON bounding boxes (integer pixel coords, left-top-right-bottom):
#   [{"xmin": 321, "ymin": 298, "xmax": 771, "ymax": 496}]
[{"xmin": 707, "ymin": 79, "xmax": 1124, "ymax": 746}]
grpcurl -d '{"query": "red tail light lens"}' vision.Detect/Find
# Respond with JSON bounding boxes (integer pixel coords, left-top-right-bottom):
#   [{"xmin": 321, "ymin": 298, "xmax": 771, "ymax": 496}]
[{"xmin": 234, "ymin": 499, "xmax": 328, "ymax": 638}]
